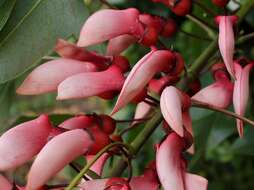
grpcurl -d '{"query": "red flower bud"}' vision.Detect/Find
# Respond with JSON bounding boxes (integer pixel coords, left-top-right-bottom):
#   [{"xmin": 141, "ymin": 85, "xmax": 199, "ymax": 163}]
[
  {"xmin": 161, "ymin": 18, "xmax": 177, "ymax": 37},
  {"xmin": 212, "ymin": 0, "xmax": 229, "ymax": 7}
]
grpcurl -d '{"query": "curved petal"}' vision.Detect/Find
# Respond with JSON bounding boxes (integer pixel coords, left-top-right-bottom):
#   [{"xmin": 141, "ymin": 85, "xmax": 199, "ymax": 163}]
[
  {"xmin": 86, "ymin": 153, "xmax": 109, "ymax": 176},
  {"xmin": 132, "ymin": 102, "xmax": 153, "ymax": 126},
  {"xmin": 112, "ymin": 50, "xmax": 174, "ymax": 114},
  {"xmin": 59, "ymin": 115, "xmax": 94, "ymax": 130},
  {"xmin": 55, "ymin": 39, "xmax": 110, "ymax": 63},
  {"xmin": 77, "ymin": 8, "xmax": 143, "ymax": 47},
  {"xmin": 233, "ymin": 63, "xmax": 254, "ymax": 137},
  {"xmin": 0, "ymin": 115, "xmax": 52, "ymax": 171},
  {"xmin": 0, "ymin": 175, "xmax": 12, "ymax": 190},
  {"xmin": 191, "ymin": 78, "xmax": 233, "ymax": 109},
  {"xmin": 26, "ymin": 129, "xmax": 93, "ymax": 190},
  {"xmin": 156, "ymin": 133, "xmax": 185, "ymax": 190},
  {"xmin": 185, "ymin": 173, "xmax": 208, "ymax": 190},
  {"xmin": 57, "ymin": 65, "xmax": 125, "ymax": 100},
  {"xmin": 16, "ymin": 58, "xmax": 97, "ymax": 95},
  {"xmin": 106, "ymin": 35, "xmax": 137, "ymax": 56},
  {"xmin": 217, "ymin": 16, "xmax": 236, "ymax": 79},
  {"xmin": 160, "ymin": 86, "xmax": 184, "ymax": 137}
]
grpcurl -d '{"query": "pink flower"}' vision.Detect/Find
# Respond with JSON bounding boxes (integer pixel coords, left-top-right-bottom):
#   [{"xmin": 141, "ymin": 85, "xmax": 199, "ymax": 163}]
[
  {"xmin": 156, "ymin": 132, "xmax": 208, "ymax": 190},
  {"xmin": 16, "ymin": 58, "xmax": 97, "ymax": 95},
  {"xmin": 106, "ymin": 34, "xmax": 138, "ymax": 56},
  {"xmin": 57, "ymin": 65, "xmax": 125, "ymax": 100},
  {"xmin": 132, "ymin": 102, "xmax": 153, "ymax": 126},
  {"xmin": 112, "ymin": 50, "xmax": 175, "ymax": 114},
  {"xmin": 215, "ymin": 16, "xmax": 238, "ymax": 79},
  {"xmin": 77, "ymin": 8, "xmax": 143, "ymax": 47},
  {"xmin": 191, "ymin": 70, "xmax": 233, "ymax": 108},
  {"xmin": 26, "ymin": 129, "xmax": 93, "ymax": 190},
  {"xmin": 160, "ymin": 86, "xmax": 190, "ymax": 137},
  {"xmin": 233, "ymin": 61, "xmax": 254, "ymax": 137},
  {"xmin": 59, "ymin": 115, "xmax": 95, "ymax": 130},
  {"xmin": 0, "ymin": 115, "xmax": 52, "ymax": 171},
  {"xmin": 160, "ymin": 86, "xmax": 184, "ymax": 137}
]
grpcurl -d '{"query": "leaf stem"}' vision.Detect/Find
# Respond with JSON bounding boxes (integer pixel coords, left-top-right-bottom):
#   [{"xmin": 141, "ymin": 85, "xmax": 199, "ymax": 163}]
[
  {"xmin": 179, "ymin": 29, "xmax": 212, "ymax": 41},
  {"xmin": 108, "ymin": 111, "xmax": 163, "ymax": 177},
  {"xmin": 237, "ymin": 32, "xmax": 254, "ymax": 45},
  {"xmin": 193, "ymin": 0, "xmax": 217, "ymax": 16},
  {"xmin": 186, "ymin": 14, "xmax": 217, "ymax": 39},
  {"xmin": 65, "ymin": 142, "xmax": 132, "ymax": 190},
  {"xmin": 116, "ymin": 117, "xmax": 151, "ymax": 123},
  {"xmin": 192, "ymin": 100, "xmax": 254, "ymax": 127}
]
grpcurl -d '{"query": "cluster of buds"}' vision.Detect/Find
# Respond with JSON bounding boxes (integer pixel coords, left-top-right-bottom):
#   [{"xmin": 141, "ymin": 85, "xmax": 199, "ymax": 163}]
[{"xmin": 0, "ymin": 0, "xmax": 253, "ymax": 189}]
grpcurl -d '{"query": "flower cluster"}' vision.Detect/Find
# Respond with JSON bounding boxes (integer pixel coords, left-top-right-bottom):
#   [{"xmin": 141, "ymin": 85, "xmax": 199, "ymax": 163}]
[{"xmin": 0, "ymin": 0, "xmax": 253, "ymax": 190}]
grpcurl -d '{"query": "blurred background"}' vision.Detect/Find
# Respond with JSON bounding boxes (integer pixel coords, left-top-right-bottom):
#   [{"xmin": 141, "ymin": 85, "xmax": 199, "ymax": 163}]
[{"xmin": 0, "ymin": 0, "xmax": 254, "ymax": 189}]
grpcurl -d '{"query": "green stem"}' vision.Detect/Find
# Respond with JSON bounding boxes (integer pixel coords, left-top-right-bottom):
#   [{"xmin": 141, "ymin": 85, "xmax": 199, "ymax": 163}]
[
  {"xmin": 108, "ymin": 111, "xmax": 163, "ymax": 177},
  {"xmin": 179, "ymin": 29, "xmax": 212, "ymax": 42},
  {"xmin": 186, "ymin": 14, "xmax": 216, "ymax": 39},
  {"xmin": 237, "ymin": 32, "xmax": 254, "ymax": 45},
  {"xmin": 192, "ymin": 100, "xmax": 254, "ymax": 127},
  {"xmin": 193, "ymin": 0, "xmax": 217, "ymax": 16},
  {"xmin": 65, "ymin": 142, "xmax": 132, "ymax": 190}
]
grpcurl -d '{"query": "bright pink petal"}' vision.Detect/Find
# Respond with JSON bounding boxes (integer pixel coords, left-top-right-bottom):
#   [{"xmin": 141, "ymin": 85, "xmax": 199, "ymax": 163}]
[
  {"xmin": 55, "ymin": 39, "xmax": 110, "ymax": 64},
  {"xmin": 86, "ymin": 153, "xmax": 109, "ymax": 176},
  {"xmin": 233, "ymin": 63, "xmax": 254, "ymax": 137},
  {"xmin": 160, "ymin": 86, "xmax": 184, "ymax": 137},
  {"xmin": 191, "ymin": 78, "xmax": 233, "ymax": 109},
  {"xmin": 112, "ymin": 50, "xmax": 174, "ymax": 114},
  {"xmin": 57, "ymin": 65, "xmax": 125, "ymax": 100},
  {"xmin": 16, "ymin": 58, "xmax": 97, "ymax": 95},
  {"xmin": 156, "ymin": 133, "xmax": 185, "ymax": 190},
  {"xmin": 185, "ymin": 173, "xmax": 208, "ymax": 190},
  {"xmin": 0, "ymin": 175, "xmax": 12, "ymax": 190},
  {"xmin": 26, "ymin": 129, "xmax": 93, "ymax": 190},
  {"xmin": 77, "ymin": 8, "xmax": 143, "ymax": 47},
  {"xmin": 217, "ymin": 16, "xmax": 236, "ymax": 79},
  {"xmin": 0, "ymin": 115, "xmax": 52, "ymax": 171},
  {"xmin": 59, "ymin": 115, "xmax": 94, "ymax": 130},
  {"xmin": 106, "ymin": 35, "xmax": 138, "ymax": 56}
]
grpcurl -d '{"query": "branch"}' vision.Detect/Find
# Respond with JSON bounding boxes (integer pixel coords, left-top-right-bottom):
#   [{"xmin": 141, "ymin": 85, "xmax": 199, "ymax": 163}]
[
  {"xmin": 66, "ymin": 142, "xmax": 132, "ymax": 189},
  {"xmin": 192, "ymin": 100, "xmax": 254, "ymax": 127},
  {"xmin": 237, "ymin": 32, "xmax": 254, "ymax": 45},
  {"xmin": 108, "ymin": 111, "xmax": 163, "ymax": 177},
  {"xmin": 186, "ymin": 14, "xmax": 217, "ymax": 39}
]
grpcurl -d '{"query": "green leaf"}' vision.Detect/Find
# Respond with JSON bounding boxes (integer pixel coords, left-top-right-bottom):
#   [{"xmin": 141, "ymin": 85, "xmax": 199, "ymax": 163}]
[
  {"xmin": 0, "ymin": 0, "xmax": 6, "ymax": 7},
  {"xmin": 0, "ymin": 0, "xmax": 16, "ymax": 31},
  {"xmin": 206, "ymin": 114, "xmax": 235, "ymax": 151},
  {"xmin": 231, "ymin": 126, "xmax": 254, "ymax": 156},
  {"xmin": 0, "ymin": 0, "xmax": 89, "ymax": 83}
]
